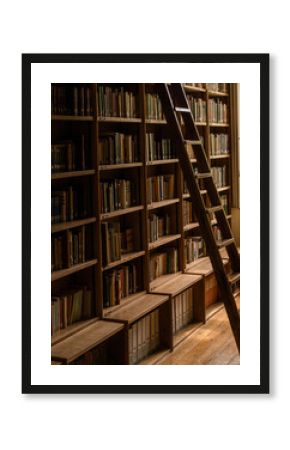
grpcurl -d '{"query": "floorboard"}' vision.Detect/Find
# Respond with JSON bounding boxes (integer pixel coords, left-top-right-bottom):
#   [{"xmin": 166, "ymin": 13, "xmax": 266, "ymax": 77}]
[{"xmin": 160, "ymin": 296, "xmax": 240, "ymax": 365}]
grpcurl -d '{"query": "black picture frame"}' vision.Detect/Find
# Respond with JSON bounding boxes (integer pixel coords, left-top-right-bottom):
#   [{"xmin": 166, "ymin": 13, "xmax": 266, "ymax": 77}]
[{"xmin": 22, "ymin": 53, "xmax": 269, "ymax": 394}]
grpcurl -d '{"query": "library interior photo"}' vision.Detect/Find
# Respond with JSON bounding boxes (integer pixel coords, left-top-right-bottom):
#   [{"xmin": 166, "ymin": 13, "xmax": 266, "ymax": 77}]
[{"xmin": 51, "ymin": 83, "xmax": 240, "ymax": 366}]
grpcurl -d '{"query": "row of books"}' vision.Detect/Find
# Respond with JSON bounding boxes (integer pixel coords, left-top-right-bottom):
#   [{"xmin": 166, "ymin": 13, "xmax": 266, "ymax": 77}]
[
  {"xmin": 101, "ymin": 222, "xmax": 135, "ymax": 265},
  {"xmin": 145, "ymin": 93, "xmax": 164, "ymax": 120},
  {"xmin": 98, "ymin": 133, "xmax": 138, "ymax": 165},
  {"xmin": 103, "ymin": 264, "xmax": 138, "ymax": 307},
  {"xmin": 100, "ymin": 179, "xmax": 137, "ymax": 213},
  {"xmin": 208, "ymin": 99, "xmax": 228, "ymax": 124},
  {"xmin": 51, "ymin": 186, "xmax": 89, "ymax": 224},
  {"xmin": 129, "ymin": 310, "xmax": 160, "ymax": 364},
  {"xmin": 52, "ymin": 85, "xmax": 93, "ymax": 116},
  {"xmin": 146, "ymin": 134, "xmax": 174, "ymax": 161},
  {"xmin": 148, "ymin": 213, "xmax": 171, "ymax": 243},
  {"xmin": 147, "ymin": 175, "xmax": 175, "ymax": 203},
  {"xmin": 172, "ymin": 288, "xmax": 194, "ymax": 334},
  {"xmin": 206, "ymin": 83, "xmax": 228, "ymax": 93},
  {"xmin": 149, "ymin": 247, "xmax": 178, "ymax": 281},
  {"xmin": 211, "ymin": 165, "xmax": 227, "ymax": 188},
  {"xmin": 51, "ymin": 137, "xmax": 87, "ymax": 173},
  {"xmin": 51, "ymin": 286, "xmax": 93, "ymax": 336},
  {"xmin": 183, "ymin": 200, "xmax": 194, "ymax": 225},
  {"xmin": 184, "ymin": 236, "xmax": 206, "ymax": 265},
  {"xmin": 51, "ymin": 226, "xmax": 86, "ymax": 271},
  {"xmin": 210, "ymin": 133, "xmax": 230, "ymax": 155},
  {"xmin": 187, "ymin": 96, "xmax": 207, "ymax": 123},
  {"xmin": 98, "ymin": 85, "xmax": 138, "ymax": 118}
]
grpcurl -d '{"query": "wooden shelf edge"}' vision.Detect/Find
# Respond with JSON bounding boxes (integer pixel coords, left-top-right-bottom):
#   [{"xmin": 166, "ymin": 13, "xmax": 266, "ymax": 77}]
[
  {"xmin": 146, "ymin": 159, "xmax": 178, "ymax": 166},
  {"xmin": 98, "ymin": 116, "xmax": 141, "ymax": 123},
  {"xmin": 51, "ymin": 217, "xmax": 96, "ymax": 233},
  {"xmin": 149, "ymin": 234, "xmax": 181, "ymax": 250},
  {"xmin": 147, "ymin": 198, "xmax": 180, "ymax": 210},
  {"xmin": 52, "ymin": 115, "xmax": 94, "ymax": 121},
  {"xmin": 51, "ymin": 259, "xmax": 98, "ymax": 281},
  {"xmin": 99, "ymin": 162, "xmax": 142, "ymax": 170}
]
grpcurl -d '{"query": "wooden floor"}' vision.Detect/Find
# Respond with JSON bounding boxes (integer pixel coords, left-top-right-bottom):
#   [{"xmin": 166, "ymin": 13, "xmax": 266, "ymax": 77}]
[{"xmin": 160, "ymin": 296, "xmax": 240, "ymax": 365}]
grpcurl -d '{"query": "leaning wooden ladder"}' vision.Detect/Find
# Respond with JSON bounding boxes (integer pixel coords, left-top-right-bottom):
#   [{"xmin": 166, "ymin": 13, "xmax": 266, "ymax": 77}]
[{"xmin": 158, "ymin": 83, "xmax": 240, "ymax": 351}]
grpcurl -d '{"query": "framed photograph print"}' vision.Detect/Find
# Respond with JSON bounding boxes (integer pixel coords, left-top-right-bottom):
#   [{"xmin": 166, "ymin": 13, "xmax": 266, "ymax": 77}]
[{"xmin": 22, "ymin": 53, "xmax": 269, "ymax": 394}]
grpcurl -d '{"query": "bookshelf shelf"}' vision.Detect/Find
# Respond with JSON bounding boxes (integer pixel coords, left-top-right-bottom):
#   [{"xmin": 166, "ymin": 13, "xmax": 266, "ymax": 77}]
[
  {"xmin": 146, "ymin": 159, "xmax": 179, "ymax": 166},
  {"xmin": 51, "ymin": 259, "xmax": 98, "ymax": 282},
  {"xmin": 51, "ymin": 320, "xmax": 124, "ymax": 364},
  {"xmin": 104, "ymin": 292, "xmax": 169, "ymax": 325},
  {"xmin": 147, "ymin": 198, "xmax": 180, "ymax": 210},
  {"xmin": 51, "ymin": 82, "xmax": 238, "ymax": 365},
  {"xmin": 145, "ymin": 119, "xmax": 167, "ymax": 125},
  {"xmin": 183, "ymin": 85, "xmax": 206, "ymax": 93},
  {"xmin": 183, "ymin": 222, "xmax": 199, "ymax": 232},
  {"xmin": 99, "ymin": 163, "xmax": 142, "ymax": 171},
  {"xmin": 217, "ymin": 185, "xmax": 231, "ymax": 192},
  {"xmin": 51, "ymin": 217, "xmax": 96, "ymax": 234},
  {"xmin": 51, "ymin": 115, "xmax": 94, "ymax": 121},
  {"xmin": 102, "ymin": 251, "xmax": 145, "ymax": 271},
  {"xmin": 209, "ymin": 123, "xmax": 229, "ymax": 127},
  {"xmin": 210, "ymin": 154, "xmax": 230, "ymax": 160},
  {"xmin": 149, "ymin": 234, "xmax": 181, "ymax": 251},
  {"xmin": 51, "ymin": 170, "xmax": 96, "ymax": 180},
  {"xmin": 98, "ymin": 117, "xmax": 141, "ymax": 123},
  {"xmin": 51, "ymin": 318, "xmax": 98, "ymax": 346},
  {"xmin": 208, "ymin": 90, "xmax": 229, "ymax": 97},
  {"xmin": 100, "ymin": 205, "xmax": 144, "ymax": 220}
]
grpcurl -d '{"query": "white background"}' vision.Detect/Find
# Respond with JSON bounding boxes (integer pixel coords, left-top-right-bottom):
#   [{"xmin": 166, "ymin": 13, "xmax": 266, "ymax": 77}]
[
  {"xmin": 0, "ymin": 1, "xmax": 285, "ymax": 449},
  {"xmin": 31, "ymin": 62, "xmax": 260, "ymax": 386}
]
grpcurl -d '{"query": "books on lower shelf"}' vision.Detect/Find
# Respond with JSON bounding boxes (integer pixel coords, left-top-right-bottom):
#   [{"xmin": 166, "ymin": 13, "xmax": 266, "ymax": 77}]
[
  {"xmin": 51, "ymin": 136, "xmax": 87, "ymax": 172},
  {"xmin": 98, "ymin": 85, "xmax": 138, "ymax": 118},
  {"xmin": 145, "ymin": 134, "xmax": 174, "ymax": 160},
  {"xmin": 184, "ymin": 236, "xmax": 206, "ymax": 265},
  {"xmin": 102, "ymin": 222, "xmax": 135, "ymax": 265},
  {"xmin": 210, "ymin": 133, "xmax": 229, "ymax": 156},
  {"xmin": 52, "ymin": 84, "xmax": 93, "ymax": 116},
  {"xmin": 145, "ymin": 93, "xmax": 164, "ymax": 120},
  {"xmin": 51, "ymin": 186, "xmax": 89, "ymax": 224},
  {"xmin": 100, "ymin": 179, "xmax": 138, "ymax": 213},
  {"xmin": 103, "ymin": 264, "xmax": 138, "ymax": 307},
  {"xmin": 211, "ymin": 165, "xmax": 227, "ymax": 188},
  {"xmin": 129, "ymin": 310, "xmax": 160, "ymax": 364},
  {"xmin": 172, "ymin": 288, "xmax": 194, "ymax": 334},
  {"xmin": 187, "ymin": 96, "xmax": 207, "ymax": 122},
  {"xmin": 99, "ymin": 133, "xmax": 138, "ymax": 165},
  {"xmin": 51, "ymin": 286, "xmax": 93, "ymax": 336},
  {"xmin": 208, "ymin": 99, "xmax": 228, "ymax": 123},
  {"xmin": 149, "ymin": 247, "xmax": 178, "ymax": 281},
  {"xmin": 51, "ymin": 226, "xmax": 86, "ymax": 271},
  {"xmin": 148, "ymin": 213, "xmax": 171, "ymax": 242},
  {"xmin": 147, "ymin": 175, "xmax": 175, "ymax": 203}
]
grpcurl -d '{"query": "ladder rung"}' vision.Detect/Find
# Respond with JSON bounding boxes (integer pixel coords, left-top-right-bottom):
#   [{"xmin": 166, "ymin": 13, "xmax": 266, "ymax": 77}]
[
  {"xmin": 228, "ymin": 272, "xmax": 240, "ymax": 284},
  {"xmin": 206, "ymin": 205, "xmax": 224, "ymax": 214},
  {"xmin": 216, "ymin": 238, "xmax": 235, "ymax": 247},
  {"xmin": 175, "ymin": 107, "xmax": 191, "ymax": 113},
  {"xmin": 196, "ymin": 172, "xmax": 212, "ymax": 179}
]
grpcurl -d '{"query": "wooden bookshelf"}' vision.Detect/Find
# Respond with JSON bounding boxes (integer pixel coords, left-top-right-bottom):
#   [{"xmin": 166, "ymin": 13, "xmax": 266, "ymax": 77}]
[{"xmin": 51, "ymin": 82, "xmax": 238, "ymax": 365}]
